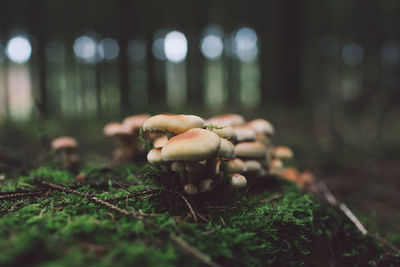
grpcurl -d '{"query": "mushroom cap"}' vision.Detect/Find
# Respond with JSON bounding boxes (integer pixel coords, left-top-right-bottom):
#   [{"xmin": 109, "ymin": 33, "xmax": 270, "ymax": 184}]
[
  {"xmin": 247, "ymin": 119, "xmax": 275, "ymax": 136},
  {"xmin": 153, "ymin": 135, "xmax": 168, "ymax": 148},
  {"xmin": 147, "ymin": 148, "xmax": 163, "ymax": 165},
  {"xmin": 104, "ymin": 122, "xmax": 130, "ymax": 137},
  {"xmin": 143, "ymin": 114, "xmax": 204, "ymax": 134},
  {"xmin": 233, "ymin": 125, "xmax": 256, "ymax": 142},
  {"xmin": 269, "ymin": 158, "xmax": 283, "ymax": 175},
  {"xmin": 162, "ymin": 129, "xmax": 221, "ymax": 161},
  {"xmin": 51, "ymin": 136, "xmax": 78, "ymax": 150},
  {"xmin": 227, "ymin": 158, "xmax": 246, "ymax": 173},
  {"xmin": 198, "ymin": 179, "xmax": 213, "ymax": 192},
  {"xmin": 171, "ymin": 161, "xmax": 186, "ymax": 172},
  {"xmin": 231, "ymin": 173, "xmax": 247, "ymax": 188},
  {"xmin": 210, "ymin": 126, "xmax": 237, "ymax": 141},
  {"xmin": 123, "ymin": 114, "xmax": 150, "ymax": 133},
  {"xmin": 206, "ymin": 114, "xmax": 245, "ymax": 127},
  {"xmin": 184, "ymin": 183, "xmax": 198, "ymax": 195},
  {"xmin": 234, "ymin": 141, "xmax": 267, "ymax": 158},
  {"xmin": 243, "ymin": 160, "xmax": 262, "ymax": 172},
  {"xmin": 272, "ymin": 146, "xmax": 294, "ymax": 159},
  {"xmin": 280, "ymin": 167, "xmax": 299, "ymax": 182},
  {"xmin": 218, "ymin": 138, "xmax": 235, "ymax": 158}
]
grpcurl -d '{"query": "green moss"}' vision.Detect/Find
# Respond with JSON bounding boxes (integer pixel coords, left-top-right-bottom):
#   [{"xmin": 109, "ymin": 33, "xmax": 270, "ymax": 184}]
[{"xmin": 0, "ymin": 164, "xmax": 398, "ymax": 266}]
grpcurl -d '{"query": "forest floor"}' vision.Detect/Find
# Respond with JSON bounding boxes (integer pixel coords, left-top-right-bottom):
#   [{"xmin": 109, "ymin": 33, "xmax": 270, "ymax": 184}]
[{"xmin": 0, "ymin": 108, "xmax": 399, "ymax": 265}]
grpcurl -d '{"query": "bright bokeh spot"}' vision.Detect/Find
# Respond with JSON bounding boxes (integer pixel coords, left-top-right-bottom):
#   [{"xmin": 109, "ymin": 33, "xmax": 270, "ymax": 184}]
[
  {"xmin": 381, "ymin": 42, "xmax": 400, "ymax": 65},
  {"xmin": 201, "ymin": 35, "xmax": 223, "ymax": 60},
  {"xmin": 73, "ymin": 35, "xmax": 98, "ymax": 64},
  {"xmin": 98, "ymin": 38, "xmax": 120, "ymax": 61},
  {"xmin": 152, "ymin": 38, "xmax": 166, "ymax": 60},
  {"xmin": 128, "ymin": 39, "xmax": 147, "ymax": 62},
  {"xmin": 235, "ymin": 27, "xmax": 258, "ymax": 62},
  {"xmin": 342, "ymin": 44, "xmax": 364, "ymax": 66},
  {"xmin": 45, "ymin": 42, "xmax": 66, "ymax": 63},
  {"xmin": 164, "ymin": 31, "xmax": 188, "ymax": 63},
  {"xmin": 6, "ymin": 36, "xmax": 32, "ymax": 64}
]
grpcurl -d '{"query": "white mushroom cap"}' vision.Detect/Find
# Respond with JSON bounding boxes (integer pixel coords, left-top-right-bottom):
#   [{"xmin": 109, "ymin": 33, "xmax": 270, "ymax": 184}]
[
  {"xmin": 210, "ymin": 126, "xmax": 237, "ymax": 141},
  {"xmin": 147, "ymin": 148, "xmax": 163, "ymax": 165},
  {"xmin": 198, "ymin": 179, "xmax": 214, "ymax": 192},
  {"xmin": 123, "ymin": 114, "xmax": 151, "ymax": 133},
  {"xmin": 272, "ymin": 146, "xmax": 294, "ymax": 159},
  {"xmin": 243, "ymin": 160, "xmax": 262, "ymax": 173},
  {"xmin": 51, "ymin": 136, "xmax": 78, "ymax": 150},
  {"xmin": 227, "ymin": 158, "xmax": 246, "ymax": 173},
  {"xmin": 233, "ymin": 125, "xmax": 257, "ymax": 142},
  {"xmin": 104, "ymin": 122, "xmax": 130, "ymax": 137},
  {"xmin": 143, "ymin": 114, "xmax": 204, "ymax": 134},
  {"xmin": 247, "ymin": 119, "xmax": 275, "ymax": 136},
  {"xmin": 231, "ymin": 173, "xmax": 247, "ymax": 188},
  {"xmin": 153, "ymin": 135, "xmax": 168, "ymax": 148},
  {"xmin": 217, "ymin": 138, "xmax": 235, "ymax": 159},
  {"xmin": 161, "ymin": 129, "xmax": 221, "ymax": 161},
  {"xmin": 184, "ymin": 183, "xmax": 198, "ymax": 195},
  {"xmin": 234, "ymin": 141, "xmax": 267, "ymax": 159},
  {"xmin": 206, "ymin": 114, "xmax": 245, "ymax": 127}
]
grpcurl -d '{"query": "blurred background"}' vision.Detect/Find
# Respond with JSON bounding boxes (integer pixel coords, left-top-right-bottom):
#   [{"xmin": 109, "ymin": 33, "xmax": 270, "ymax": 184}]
[{"xmin": 0, "ymin": 0, "xmax": 399, "ymax": 243}]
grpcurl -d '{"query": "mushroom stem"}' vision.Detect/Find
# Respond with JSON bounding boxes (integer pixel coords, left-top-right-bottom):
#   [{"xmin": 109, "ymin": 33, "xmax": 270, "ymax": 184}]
[{"xmin": 205, "ymin": 156, "xmax": 217, "ymax": 178}]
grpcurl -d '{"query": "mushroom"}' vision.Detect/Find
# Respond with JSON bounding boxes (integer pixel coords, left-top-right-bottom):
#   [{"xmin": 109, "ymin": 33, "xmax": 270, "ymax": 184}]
[
  {"xmin": 184, "ymin": 183, "xmax": 198, "ymax": 195},
  {"xmin": 232, "ymin": 125, "xmax": 257, "ymax": 142},
  {"xmin": 161, "ymin": 128, "xmax": 221, "ymax": 186},
  {"xmin": 143, "ymin": 114, "xmax": 204, "ymax": 139},
  {"xmin": 104, "ymin": 122, "xmax": 134, "ymax": 163},
  {"xmin": 209, "ymin": 126, "xmax": 237, "ymax": 143},
  {"xmin": 269, "ymin": 158, "xmax": 283, "ymax": 175},
  {"xmin": 206, "ymin": 114, "xmax": 245, "ymax": 127},
  {"xmin": 230, "ymin": 173, "xmax": 247, "ymax": 188},
  {"xmin": 227, "ymin": 158, "xmax": 246, "ymax": 173},
  {"xmin": 51, "ymin": 136, "xmax": 79, "ymax": 170},
  {"xmin": 246, "ymin": 119, "xmax": 275, "ymax": 137},
  {"xmin": 234, "ymin": 141, "xmax": 268, "ymax": 159},
  {"xmin": 272, "ymin": 146, "xmax": 294, "ymax": 159},
  {"xmin": 153, "ymin": 135, "xmax": 168, "ymax": 148},
  {"xmin": 198, "ymin": 178, "xmax": 214, "ymax": 192},
  {"xmin": 122, "ymin": 114, "xmax": 151, "ymax": 154},
  {"xmin": 147, "ymin": 148, "xmax": 168, "ymax": 171}
]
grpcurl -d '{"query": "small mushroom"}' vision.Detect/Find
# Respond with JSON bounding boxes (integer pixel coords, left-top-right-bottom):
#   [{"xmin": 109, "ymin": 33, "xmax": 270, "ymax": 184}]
[
  {"xmin": 184, "ymin": 183, "xmax": 198, "ymax": 195},
  {"xmin": 147, "ymin": 148, "xmax": 168, "ymax": 171},
  {"xmin": 153, "ymin": 135, "xmax": 168, "ymax": 148},
  {"xmin": 234, "ymin": 141, "xmax": 268, "ymax": 159},
  {"xmin": 272, "ymin": 146, "xmax": 294, "ymax": 159},
  {"xmin": 206, "ymin": 114, "xmax": 245, "ymax": 127},
  {"xmin": 230, "ymin": 173, "xmax": 247, "ymax": 188},
  {"xmin": 104, "ymin": 122, "xmax": 134, "ymax": 163},
  {"xmin": 198, "ymin": 178, "xmax": 214, "ymax": 192},
  {"xmin": 51, "ymin": 136, "xmax": 79, "ymax": 170}
]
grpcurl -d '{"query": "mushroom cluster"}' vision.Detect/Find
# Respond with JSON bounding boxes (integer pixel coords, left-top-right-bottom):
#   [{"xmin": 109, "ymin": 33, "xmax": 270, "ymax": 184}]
[
  {"xmin": 144, "ymin": 113, "xmax": 285, "ymax": 194},
  {"xmin": 103, "ymin": 114, "xmax": 151, "ymax": 164}
]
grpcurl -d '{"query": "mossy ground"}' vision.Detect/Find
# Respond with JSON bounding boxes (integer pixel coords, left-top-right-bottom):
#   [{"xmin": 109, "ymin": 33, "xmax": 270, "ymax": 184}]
[{"xmin": 0, "ymin": 163, "xmax": 399, "ymax": 266}]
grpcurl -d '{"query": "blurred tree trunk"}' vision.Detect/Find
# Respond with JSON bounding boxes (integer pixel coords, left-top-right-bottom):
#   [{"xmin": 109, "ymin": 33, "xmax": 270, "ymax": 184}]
[
  {"xmin": 30, "ymin": 0, "xmax": 48, "ymax": 117},
  {"xmin": 118, "ymin": 0, "xmax": 131, "ymax": 113},
  {"xmin": 0, "ymin": 0, "xmax": 9, "ymax": 120},
  {"xmin": 280, "ymin": 0, "xmax": 304, "ymax": 105}
]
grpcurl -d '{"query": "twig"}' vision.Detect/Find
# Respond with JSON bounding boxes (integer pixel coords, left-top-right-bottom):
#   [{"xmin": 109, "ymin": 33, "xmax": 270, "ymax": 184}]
[
  {"xmin": 178, "ymin": 193, "xmax": 198, "ymax": 223},
  {"xmin": 0, "ymin": 188, "xmax": 47, "ymax": 195},
  {"xmin": 260, "ymin": 194, "xmax": 283, "ymax": 203},
  {"xmin": 104, "ymin": 188, "xmax": 161, "ymax": 202},
  {"xmin": 37, "ymin": 179, "xmax": 220, "ymax": 267},
  {"xmin": 0, "ymin": 190, "xmax": 47, "ymax": 200},
  {"xmin": 372, "ymin": 232, "xmax": 400, "ymax": 254}
]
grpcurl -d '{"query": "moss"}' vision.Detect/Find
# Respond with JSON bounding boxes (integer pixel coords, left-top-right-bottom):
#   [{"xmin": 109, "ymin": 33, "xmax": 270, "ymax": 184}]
[{"xmin": 0, "ymin": 164, "xmax": 398, "ymax": 266}]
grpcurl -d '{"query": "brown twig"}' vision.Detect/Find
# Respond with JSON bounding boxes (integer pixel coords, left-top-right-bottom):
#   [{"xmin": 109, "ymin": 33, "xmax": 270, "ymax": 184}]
[
  {"xmin": 0, "ymin": 190, "xmax": 47, "ymax": 200},
  {"xmin": 178, "ymin": 193, "xmax": 197, "ymax": 223},
  {"xmin": 104, "ymin": 188, "xmax": 161, "ymax": 202},
  {"xmin": 259, "ymin": 194, "xmax": 283, "ymax": 203},
  {"xmin": 36, "ymin": 179, "xmax": 220, "ymax": 267}
]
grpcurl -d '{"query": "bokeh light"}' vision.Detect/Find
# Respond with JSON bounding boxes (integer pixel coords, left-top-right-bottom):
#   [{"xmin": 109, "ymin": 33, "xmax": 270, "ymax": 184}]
[
  {"xmin": 164, "ymin": 31, "xmax": 188, "ymax": 63},
  {"xmin": 98, "ymin": 38, "xmax": 120, "ymax": 61},
  {"xmin": 73, "ymin": 35, "xmax": 98, "ymax": 64},
  {"xmin": 342, "ymin": 43, "xmax": 364, "ymax": 66},
  {"xmin": 381, "ymin": 42, "xmax": 400, "ymax": 65},
  {"xmin": 200, "ymin": 26, "xmax": 224, "ymax": 60},
  {"xmin": 235, "ymin": 27, "xmax": 258, "ymax": 62},
  {"xmin": 45, "ymin": 42, "xmax": 66, "ymax": 63},
  {"xmin": 128, "ymin": 39, "xmax": 147, "ymax": 62},
  {"xmin": 6, "ymin": 36, "xmax": 32, "ymax": 64}
]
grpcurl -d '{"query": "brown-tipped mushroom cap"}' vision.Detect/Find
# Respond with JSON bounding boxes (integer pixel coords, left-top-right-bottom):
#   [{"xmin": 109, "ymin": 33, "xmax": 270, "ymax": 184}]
[
  {"xmin": 52, "ymin": 136, "xmax": 78, "ymax": 150},
  {"xmin": 269, "ymin": 158, "xmax": 283, "ymax": 175},
  {"xmin": 147, "ymin": 148, "xmax": 163, "ymax": 165},
  {"xmin": 103, "ymin": 122, "xmax": 130, "ymax": 137},
  {"xmin": 231, "ymin": 173, "xmax": 247, "ymax": 188},
  {"xmin": 184, "ymin": 183, "xmax": 198, "ymax": 195},
  {"xmin": 234, "ymin": 141, "xmax": 267, "ymax": 159},
  {"xmin": 143, "ymin": 114, "xmax": 204, "ymax": 134},
  {"xmin": 153, "ymin": 135, "xmax": 168, "ymax": 148},
  {"xmin": 161, "ymin": 128, "xmax": 220, "ymax": 161},
  {"xmin": 243, "ymin": 160, "xmax": 262, "ymax": 173},
  {"xmin": 233, "ymin": 125, "xmax": 257, "ymax": 142},
  {"xmin": 218, "ymin": 138, "xmax": 235, "ymax": 158},
  {"xmin": 123, "ymin": 114, "xmax": 150, "ymax": 133},
  {"xmin": 247, "ymin": 119, "xmax": 275, "ymax": 136},
  {"xmin": 227, "ymin": 158, "xmax": 246, "ymax": 173},
  {"xmin": 210, "ymin": 126, "xmax": 237, "ymax": 141},
  {"xmin": 280, "ymin": 167, "xmax": 299, "ymax": 182},
  {"xmin": 272, "ymin": 146, "xmax": 294, "ymax": 159},
  {"xmin": 206, "ymin": 114, "xmax": 245, "ymax": 127}
]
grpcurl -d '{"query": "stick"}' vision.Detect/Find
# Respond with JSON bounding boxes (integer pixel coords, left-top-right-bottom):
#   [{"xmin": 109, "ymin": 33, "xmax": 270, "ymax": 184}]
[{"xmin": 37, "ymin": 180, "xmax": 220, "ymax": 267}]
